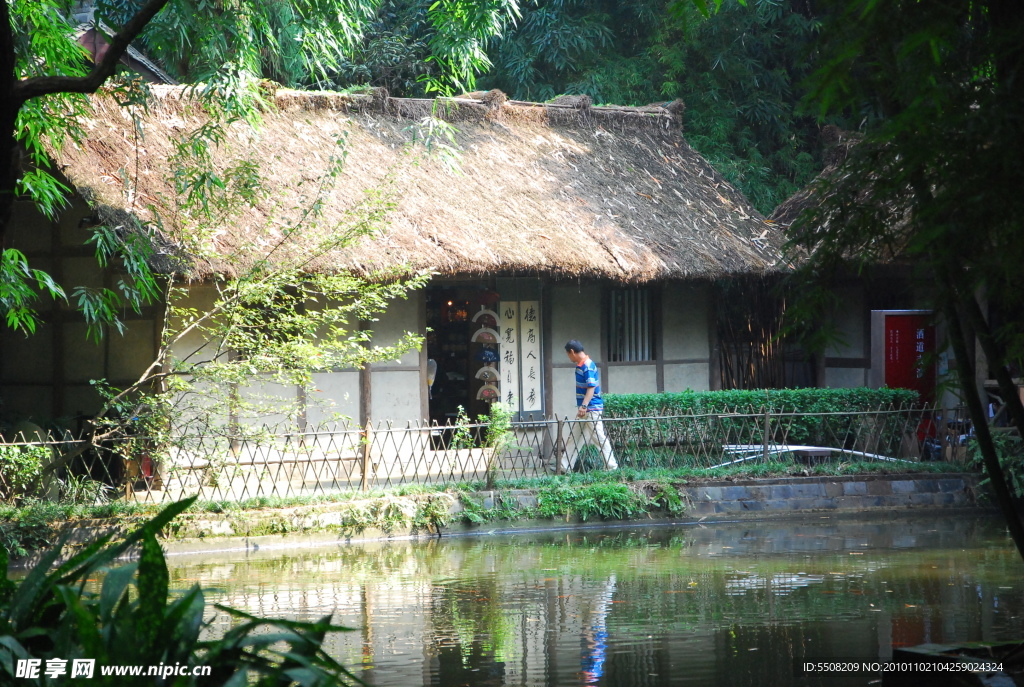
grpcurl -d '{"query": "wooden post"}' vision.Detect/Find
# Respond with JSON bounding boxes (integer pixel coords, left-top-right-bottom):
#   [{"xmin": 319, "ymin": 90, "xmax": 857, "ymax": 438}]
[
  {"xmin": 763, "ymin": 410, "xmax": 771, "ymax": 463},
  {"xmin": 555, "ymin": 416, "xmax": 565, "ymax": 475},
  {"xmin": 361, "ymin": 421, "xmax": 371, "ymax": 492},
  {"xmin": 939, "ymin": 402, "xmax": 947, "ymax": 461}
]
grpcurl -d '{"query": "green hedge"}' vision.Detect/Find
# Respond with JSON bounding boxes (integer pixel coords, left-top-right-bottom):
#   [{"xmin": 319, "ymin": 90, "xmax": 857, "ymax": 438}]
[
  {"xmin": 604, "ymin": 387, "xmax": 920, "ymax": 417},
  {"xmin": 601, "ymin": 388, "xmax": 923, "ymax": 465}
]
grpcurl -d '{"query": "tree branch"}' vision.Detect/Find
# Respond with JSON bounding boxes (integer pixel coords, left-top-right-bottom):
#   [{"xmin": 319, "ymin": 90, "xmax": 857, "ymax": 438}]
[{"xmin": 13, "ymin": 0, "xmax": 172, "ymax": 107}]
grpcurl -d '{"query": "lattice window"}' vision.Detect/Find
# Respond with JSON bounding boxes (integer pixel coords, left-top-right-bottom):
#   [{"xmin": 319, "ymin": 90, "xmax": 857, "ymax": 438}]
[{"xmin": 607, "ymin": 288, "xmax": 654, "ymax": 362}]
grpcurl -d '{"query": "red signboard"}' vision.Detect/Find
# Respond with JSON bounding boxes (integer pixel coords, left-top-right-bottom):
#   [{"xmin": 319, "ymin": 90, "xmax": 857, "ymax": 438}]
[{"xmin": 883, "ymin": 313, "xmax": 935, "ymax": 402}]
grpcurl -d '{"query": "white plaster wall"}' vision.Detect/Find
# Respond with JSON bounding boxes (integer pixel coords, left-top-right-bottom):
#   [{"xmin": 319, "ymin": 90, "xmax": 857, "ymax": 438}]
[
  {"xmin": 662, "ymin": 282, "xmax": 711, "ymax": 360},
  {"xmin": 368, "ymin": 291, "xmax": 423, "ymax": 367},
  {"xmin": 607, "ymin": 365, "xmax": 657, "ymax": 395},
  {"xmin": 306, "ymin": 371, "xmax": 360, "ymax": 426},
  {"xmin": 236, "ymin": 378, "xmax": 299, "ymax": 429},
  {"xmin": 826, "ymin": 284, "xmax": 866, "ymax": 358},
  {"xmin": 62, "ymin": 324, "xmax": 104, "ymax": 382},
  {"xmin": 551, "ymin": 366, "xmax": 579, "ymax": 420},
  {"xmin": 550, "ymin": 283, "xmax": 602, "ymax": 419},
  {"xmin": 370, "ymin": 370, "xmax": 423, "ymax": 422},
  {"xmin": 664, "ymin": 363, "xmax": 710, "ymax": 392},
  {"xmin": 167, "ymin": 286, "xmax": 225, "ymax": 366},
  {"xmin": 167, "ymin": 379, "xmax": 232, "ymax": 436},
  {"xmin": 549, "ymin": 283, "xmax": 601, "ymax": 352},
  {"xmin": 825, "ymin": 368, "xmax": 868, "ymax": 388}
]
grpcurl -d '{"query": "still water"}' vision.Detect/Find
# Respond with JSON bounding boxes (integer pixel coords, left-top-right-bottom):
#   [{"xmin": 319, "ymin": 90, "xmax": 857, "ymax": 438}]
[{"xmin": 170, "ymin": 514, "xmax": 1024, "ymax": 686}]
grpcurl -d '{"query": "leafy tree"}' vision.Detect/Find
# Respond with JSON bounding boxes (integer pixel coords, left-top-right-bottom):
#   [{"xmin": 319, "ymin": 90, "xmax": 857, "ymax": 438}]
[
  {"xmin": 481, "ymin": 0, "xmax": 659, "ymax": 103},
  {"xmin": 478, "ymin": 0, "xmax": 828, "ymax": 215},
  {"xmin": 329, "ymin": 0, "xmax": 438, "ymax": 96},
  {"xmin": 38, "ymin": 117, "xmax": 429, "ymax": 481},
  {"xmin": 0, "ymin": 0, "xmax": 519, "ymax": 338},
  {"xmin": 787, "ymin": 0, "xmax": 1024, "ymax": 558},
  {"xmin": 655, "ymin": 0, "xmax": 824, "ymax": 214}
]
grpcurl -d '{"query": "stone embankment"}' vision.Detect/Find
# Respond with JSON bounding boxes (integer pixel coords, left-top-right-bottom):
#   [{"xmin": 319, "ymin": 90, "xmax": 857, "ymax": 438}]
[
  {"xmin": 160, "ymin": 473, "xmax": 982, "ymax": 556},
  {"xmin": 8, "ymin": 473, "xmax": 985, "ymax": 565},
  {"xmin": 677, "ymin": 473, "xmax": 977, "ymax": 517}
]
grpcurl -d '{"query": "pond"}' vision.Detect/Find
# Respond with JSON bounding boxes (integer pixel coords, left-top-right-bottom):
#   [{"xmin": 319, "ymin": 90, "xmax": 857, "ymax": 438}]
[{"xmin": 170, "ymin": 513, "xmax": 1024, "ymax": 686}]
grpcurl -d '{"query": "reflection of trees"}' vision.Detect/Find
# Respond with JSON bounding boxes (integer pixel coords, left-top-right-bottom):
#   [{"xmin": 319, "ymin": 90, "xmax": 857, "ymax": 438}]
[
  {"xmin": 166, "ymin": 518, "xmax": 1024, "ymax": 684},
  {"xmin": 428, "ymin": 577, "xmax": 511, "ymax": 687}
]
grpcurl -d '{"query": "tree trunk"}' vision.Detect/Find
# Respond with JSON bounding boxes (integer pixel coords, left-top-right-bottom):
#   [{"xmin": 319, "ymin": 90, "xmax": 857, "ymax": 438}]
[{"xmin": 941, "ymin": 277, "xmax": 1024, "ymax": 564}]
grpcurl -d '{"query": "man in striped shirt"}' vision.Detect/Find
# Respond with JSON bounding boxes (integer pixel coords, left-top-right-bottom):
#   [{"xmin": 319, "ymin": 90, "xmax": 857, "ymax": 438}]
[{"xmin": 557, "ymin": 340, "xmax": 618, "ymax": 472}]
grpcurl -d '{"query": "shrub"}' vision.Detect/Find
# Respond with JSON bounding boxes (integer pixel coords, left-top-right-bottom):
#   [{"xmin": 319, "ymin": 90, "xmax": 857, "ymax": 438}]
[
  {"xmin": 969, "ymin": 432, "xmax": 1024, "ymax": 498},
  {"xmin": 0, "ymin": 498, "xmax": 363, "ymax": 686},
  {"xmin": 604, "ymin": 387, "xmax": 920, "ymax": 417},
  {"xmin": 0, "ymin": 445, "xmax": 50, "ymax": 503},
  {"xmin": 537, "ymin": 482, "xmax": 646, "ymax": 521},
  {"xmin": 603, "ymin": 387, "xmax": 922, "ymax": 463}
]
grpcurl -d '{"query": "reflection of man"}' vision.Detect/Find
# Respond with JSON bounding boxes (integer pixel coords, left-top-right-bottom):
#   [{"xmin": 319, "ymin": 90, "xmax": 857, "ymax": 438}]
[
  {"xmin": 559, "ymin": 340, "xmax": 618, "ymax": 471},
  {"xmin": 581, "ymin": 574, "xmax": 617, "ymax": 684}
]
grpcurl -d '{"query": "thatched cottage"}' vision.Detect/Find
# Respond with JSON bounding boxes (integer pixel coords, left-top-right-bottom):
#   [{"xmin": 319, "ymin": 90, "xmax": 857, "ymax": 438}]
[
  {"xmin": 768, "ymin": 126, "xmax": 948, "ymax": 405},
  {"xmin": 2, "ymin": 86, "xmax": 793, "ymax": 430}
]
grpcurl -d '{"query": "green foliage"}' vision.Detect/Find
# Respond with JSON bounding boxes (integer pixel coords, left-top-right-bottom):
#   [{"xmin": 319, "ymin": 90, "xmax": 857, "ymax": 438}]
[
  {"xmin": 605, "ymin": 387, "xmax": 920, "ymax": 417},
  {"xmin": 450, "ymin": 406, "xmax": 476, "ymax": 450},
  {"xmin": 655, "ymin": 0, "xmax": 825, "ymax": 213},
  {"xmin": 0, "ymin": 498, "xmax": 363, "ymax": 685},
  {"xmin": 0, "ymin": 445, "xmax": 49, "ymax": 504},
  {"xmin": 478, "ymin": 0, "xmax": 829, "ymax": 214},
  {"xmin": 604, "ymin": 387, "xmax": 922, "ymax": 462},
  {"xmin": 482, "ymin": 402, "xmax": 517, "ymax": 488},
  {"xmin": 5, "ymin": 2, "xmax": 162, "ymax": 338},
  {"xmin": 650, "ymin": 480, "xmax": 686, "ymax": 515},
  {"xmin": 536, "ymin": 482, "xmax": 647, "ymax": 521},
  {"xmin": 2, "ymin": 0, "xmax": 518, "ymax": 341},
  {"xmin": 788, "ymin": 0, "xmax": 1024, "ymax": 377},
  {"xmin": 104, "ymin": 0, "xmax": 374, "ymax": 89},
  {"xmin": 969, "ymin": 433, "xmax": 1024, "ymax": 499},
  {"xmin": 0, "ymin": 249, "xmax": 66, "ymax": 335},
  {"xmin": 56, "ymin": 473, "xmax": 113, "ymax": 506},
  {"xmin": 419, "ymin": 0, "xmax": 523, "ymax": 95},
  {"xmin": 787, "ymin": 0, "xmax": 1024, "ymax": 556},
  {"xmin": 331, "ymin": 1, "xmax": 437, "ymax": 95}
]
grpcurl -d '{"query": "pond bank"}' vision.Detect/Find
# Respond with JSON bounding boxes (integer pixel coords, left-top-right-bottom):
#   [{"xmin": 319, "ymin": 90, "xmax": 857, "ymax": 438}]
[{"xmin": 6, "ymin": 472, "xmax": 982, "ymax": 567}]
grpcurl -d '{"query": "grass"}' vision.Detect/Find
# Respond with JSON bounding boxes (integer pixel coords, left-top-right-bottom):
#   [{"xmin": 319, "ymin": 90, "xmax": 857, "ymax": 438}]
[{"xmin": 1, "ymin": 458, "xmax": 970, "ymax": 557}]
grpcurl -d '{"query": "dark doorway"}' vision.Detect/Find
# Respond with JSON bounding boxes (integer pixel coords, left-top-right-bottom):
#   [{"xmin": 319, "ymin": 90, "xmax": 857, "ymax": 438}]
[{"xmin": 425, "ymin": 285, "xmax": 502, "ymax": 426}]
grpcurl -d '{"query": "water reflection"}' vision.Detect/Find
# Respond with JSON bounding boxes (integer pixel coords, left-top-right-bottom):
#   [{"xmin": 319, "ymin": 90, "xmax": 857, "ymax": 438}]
[{"xmin": 170, "ymin": 514, "xmax": 1024, "ymax": 686}]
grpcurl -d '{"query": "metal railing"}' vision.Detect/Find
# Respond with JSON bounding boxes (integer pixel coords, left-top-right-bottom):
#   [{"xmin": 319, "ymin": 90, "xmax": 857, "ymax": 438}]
[{"xmin": 0, "ymin": 404, "xmax": 970, "ymax": 504}]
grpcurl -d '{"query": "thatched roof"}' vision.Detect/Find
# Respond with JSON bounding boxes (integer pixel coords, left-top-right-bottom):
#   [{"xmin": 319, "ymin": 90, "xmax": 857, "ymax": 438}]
[
  {"xmin": 52, "ymin": 85, "xmax": 789, "ymax": 283},
  {"xmin": 769, "ymin": 126, "xmax": 916, "ymax": 266}
]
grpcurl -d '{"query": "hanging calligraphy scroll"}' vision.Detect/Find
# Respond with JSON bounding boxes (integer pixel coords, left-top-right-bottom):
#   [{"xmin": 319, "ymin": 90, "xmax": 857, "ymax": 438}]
[
  {"xmin": 518, "ymin": 301, "xmax": 542, "ymax": 414},
  {"xmin": 499, "ymin": 301, "xmax": 520, "ymax": 409}
]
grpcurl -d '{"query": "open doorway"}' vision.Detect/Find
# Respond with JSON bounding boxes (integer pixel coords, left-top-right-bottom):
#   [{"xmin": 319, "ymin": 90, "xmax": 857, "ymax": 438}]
[{"xmin": 425, "ymin": 285, "xmax": 502, "ymax": 426}]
